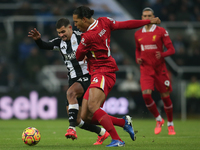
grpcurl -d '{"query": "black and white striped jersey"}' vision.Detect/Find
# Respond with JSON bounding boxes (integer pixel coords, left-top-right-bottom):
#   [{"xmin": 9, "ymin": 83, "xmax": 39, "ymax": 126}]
[{"xmin": 35, "ymin": 31, "xmax": 89, "ymax": 79}]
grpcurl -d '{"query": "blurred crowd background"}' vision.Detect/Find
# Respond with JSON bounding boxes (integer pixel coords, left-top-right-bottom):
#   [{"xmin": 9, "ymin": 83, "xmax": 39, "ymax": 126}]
[{"xmin": 0, "ymin": 0, "xmax": 200, "ymax": 116}]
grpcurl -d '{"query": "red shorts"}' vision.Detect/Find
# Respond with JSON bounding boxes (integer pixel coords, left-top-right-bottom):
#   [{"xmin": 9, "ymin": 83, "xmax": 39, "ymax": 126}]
[
  {"xmin": 140, "ymin": 70, "xmax": 172, "ymax": 93},
  {"xmin": 83, "ymin": 73, "xmax": 116, "ymax": 105}
]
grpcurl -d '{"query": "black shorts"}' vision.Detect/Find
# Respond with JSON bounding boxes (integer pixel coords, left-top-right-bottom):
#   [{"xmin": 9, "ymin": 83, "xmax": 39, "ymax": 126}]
[{"xmin": 66, "ymin": 73, "xmax": 91, "ymax": 106}]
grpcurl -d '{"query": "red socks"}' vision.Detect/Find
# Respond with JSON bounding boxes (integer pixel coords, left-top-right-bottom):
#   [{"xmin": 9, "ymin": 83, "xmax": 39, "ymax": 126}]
[
  {"xmin": 143, "ymin": 94, "xmax": 160, "ymax": 118},
  {"xmin": 143, "ymin": 94, "xmax": 173, "ymax": 122},
  {"xmin": 108, "ymin": 115, "xmax": 125, "ymax": 127},
  {"xmin": 91, "ymin": 114, "xmax": 125, "ymax": 127},
  {"xmin": 162, "ymin": 96, "xmax": 173, "ymax": 122},
  {"xmin": 92, "ymin": 109, "xmax": 121, "ymax": 140}
]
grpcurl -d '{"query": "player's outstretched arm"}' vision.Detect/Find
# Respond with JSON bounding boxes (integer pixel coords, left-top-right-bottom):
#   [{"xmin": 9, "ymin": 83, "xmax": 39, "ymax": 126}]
[
  {"xmin": 150, "ymin": 17, "xmax": 161, "ymax": 24},
  {"xmin": 28, "ymin": 28, "xmax": 41, "ymax": 40},
  {"xmin": 28, "ymin": 28, "xmax": 55, "ymax": 50}
]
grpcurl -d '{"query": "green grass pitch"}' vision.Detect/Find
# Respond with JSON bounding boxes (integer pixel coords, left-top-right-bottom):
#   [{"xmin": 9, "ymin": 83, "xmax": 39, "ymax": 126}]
[{"xmin": 0, "ymin": 119, "xmax": 199, "ymax": 150}]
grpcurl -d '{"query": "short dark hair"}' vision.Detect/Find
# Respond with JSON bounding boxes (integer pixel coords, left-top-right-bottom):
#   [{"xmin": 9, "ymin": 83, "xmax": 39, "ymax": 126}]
[
  {"xmin": 56, "ymin": 18, "xmax": 70, "ymax": 29},
  {"xmin": 73, "ymin": 6, "xmax": 94, "ymax": 19},
  {"xmin": 142, "ymin": 7, "xmax": 154, "ymax": 14}
]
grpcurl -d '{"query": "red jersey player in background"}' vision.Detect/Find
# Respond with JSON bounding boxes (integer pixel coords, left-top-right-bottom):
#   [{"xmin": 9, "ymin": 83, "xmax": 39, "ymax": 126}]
[
  {"xmin": 134, "ymin": 7, "xmax": 176, "ymax": 135},
  {"xmin": 73, "ymin": 6, "xmax": 161, "ymax": 147}
]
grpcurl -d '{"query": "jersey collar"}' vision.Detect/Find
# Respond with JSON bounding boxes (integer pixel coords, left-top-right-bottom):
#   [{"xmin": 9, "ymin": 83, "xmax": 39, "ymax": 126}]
[
  {"xmin": 142, "ymin": 24, "xmax": 157, "ymax": 33},
  {"xmin": 87, "ymin": 19, "xmax": 98, "ymax": 31}
]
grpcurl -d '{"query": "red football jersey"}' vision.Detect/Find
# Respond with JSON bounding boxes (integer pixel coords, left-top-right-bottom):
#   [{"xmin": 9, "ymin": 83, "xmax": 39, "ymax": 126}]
[
  {"xmin": 76, "ymin": 17, "xmax": 151, "ymax": 75},
  {"xmin": 134, "ymin": 25, "xmax": 175, "ymax": 75}
]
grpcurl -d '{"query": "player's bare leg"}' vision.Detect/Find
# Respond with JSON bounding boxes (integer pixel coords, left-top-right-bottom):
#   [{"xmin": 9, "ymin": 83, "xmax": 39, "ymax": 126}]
[
  {"xmin": 65, "ymin": 95, "xmax": 109, "ymax": 144},
  {"xmin": 65, "ymin": 105, "xmax": 78, "ymax": 140},
  {"xmin": 65, "ymin": 83, "xmax": 83, "ymax": 140},
  {"xmin": 87, "ymin": 88, "xmax": 125, "ymax": 147}
]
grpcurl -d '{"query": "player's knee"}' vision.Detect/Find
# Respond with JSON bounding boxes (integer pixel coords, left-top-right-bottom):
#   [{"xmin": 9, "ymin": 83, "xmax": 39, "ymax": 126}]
[
  {"xmin": 142, "ymin": 94, "xmax": 154, "ymax": 105},
  {"xmin": 160, "ymin": 92, "xmax": 170, "ymax": 98},
  {"xmin": 80, "ymin": 114, "xmax": 89, "ymax": 123},
  {"xmin": 67, "ymin": 90, "xmax": 73, "ymax": 98},
  {"xmin": 86, "ymin": 113, "xmax": 93, "ymax": 121},
  {"xmin": 67, "ymin": 90, "xmax": 77, "ymax": 100},
  {"xmin": 161, "ymin": 95, "xmax": 172, "ymax": 106},
  {"xmin": 88, "ymin": 102, "xmax": 99, "ymax": 114},
  {"xmin": 88, "ymin": 104, "xmax": 95, "ymax": 114}
]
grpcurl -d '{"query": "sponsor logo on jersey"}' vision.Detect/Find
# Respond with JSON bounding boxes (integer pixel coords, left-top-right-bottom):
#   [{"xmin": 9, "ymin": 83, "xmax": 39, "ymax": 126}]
[
  {"xmin": 64, "ymin": 51, "xmax": 76, "ymax": 60},
  {"xmin": 141, "ymin": 44, "xmax": 158, "ymax": 51}
]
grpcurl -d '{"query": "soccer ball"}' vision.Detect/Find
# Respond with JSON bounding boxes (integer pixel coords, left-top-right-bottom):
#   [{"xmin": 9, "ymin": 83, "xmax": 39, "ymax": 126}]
[{"xmin": 22, "ymin": 127, "xmax": 41, "ymax": 146}]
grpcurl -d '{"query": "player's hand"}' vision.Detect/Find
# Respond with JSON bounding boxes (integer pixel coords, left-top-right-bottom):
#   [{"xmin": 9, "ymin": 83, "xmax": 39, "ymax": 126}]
[
  {"xmin": 137, "ymin": 58, "xmax": 142, "ymax": 65},
  {"xmin": 83, "ymin": 56, "xmax": 88, "ymax": 63},
  {"xmin": 28, "ymin": 28, "xmax": 41, "ymax": 40},
  {"xmin": 155, "ymin": 51, "xmax": 161, "ymax": 59},
  {"xmin": 150, "ymin": 17, "xmax": 161, "ymax": 24}
]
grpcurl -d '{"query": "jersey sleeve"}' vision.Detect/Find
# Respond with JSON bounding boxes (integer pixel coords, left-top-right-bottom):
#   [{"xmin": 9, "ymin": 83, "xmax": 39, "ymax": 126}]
[
  {"xmin": 161, "ymin": 29, "xmax": 175, "ymax": 57},
  {"xmin": 76, "ymin": 35, "xmax": 90, "ymax": 61},
  {"xmin": 35, "ymin": 38, "xmax": 60, "ymax": 50},
  {"xmin": 106, "ymin": 17, "xmax": 151, "ymax": 31},
  {"xmin": 134, "ymin": 32, "xmax": 141, "ymax": 63}
]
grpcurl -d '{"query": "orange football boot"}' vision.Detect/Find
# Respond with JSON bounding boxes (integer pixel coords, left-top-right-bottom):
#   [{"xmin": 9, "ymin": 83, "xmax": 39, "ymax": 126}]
[
  {"xmin": 154, "ymin": 119, "xmax": 164, "ymax": 134},
  {"xmin": 65, "ymin": 128, "xmax": 77, "ymax": 140},
  {"xmin": 168, "ymin": 126, "xmax": 176, "ymax": 135},
  {"xmin": 93, "ymin": 131, "xmax": 110, "ymax": 145}
]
